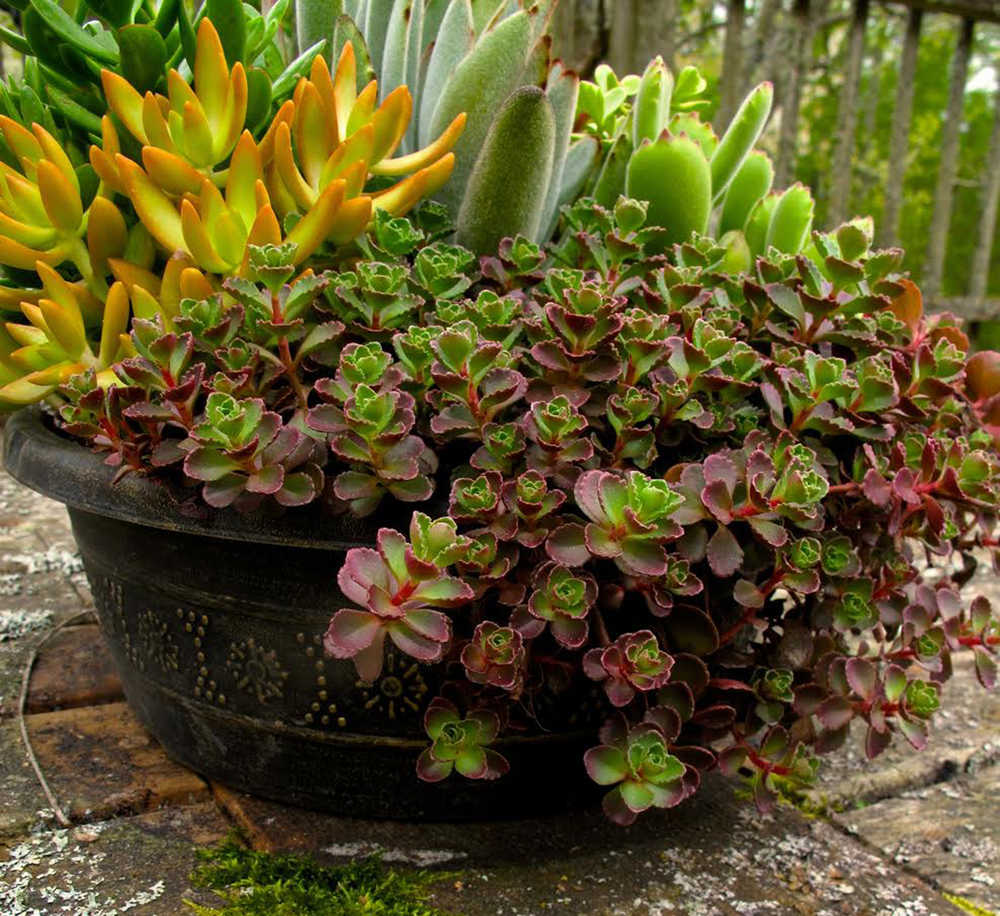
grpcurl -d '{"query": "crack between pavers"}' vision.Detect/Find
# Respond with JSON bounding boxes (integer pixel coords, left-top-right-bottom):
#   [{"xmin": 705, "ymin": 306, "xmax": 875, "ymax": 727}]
[
  {"xmin": 805, "ymin": 741, "xmax": 1000, "ymax": 813},
  {"xmin": 810, "ymin": 752, "xmax": 1000, "ymax": 916},
  {"xmin": 822, "ymin": 817, "xmax": 985, "ymax": 916},
  {"xmin": 208, "ymin": 782, "xmax": 270, "ymax": 850}
]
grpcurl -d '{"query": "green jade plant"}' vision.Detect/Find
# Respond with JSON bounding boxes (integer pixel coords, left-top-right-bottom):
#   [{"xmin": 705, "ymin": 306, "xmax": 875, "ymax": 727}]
[{"xmin": 0, "ymin": 1, "xmax": 998, "ymax": 828}]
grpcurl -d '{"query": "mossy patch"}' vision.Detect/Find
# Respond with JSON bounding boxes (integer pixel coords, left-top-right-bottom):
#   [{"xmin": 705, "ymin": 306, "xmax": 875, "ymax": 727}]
[{"xmin": 186, "ymin": 834, "xmax": 457, "ymax": 915}]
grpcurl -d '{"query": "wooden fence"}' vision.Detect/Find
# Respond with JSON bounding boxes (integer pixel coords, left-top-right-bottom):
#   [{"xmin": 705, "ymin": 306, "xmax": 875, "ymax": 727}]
[{"xmin": 551, "ymin": 0, "xmax": 1000, "ymax": 321}]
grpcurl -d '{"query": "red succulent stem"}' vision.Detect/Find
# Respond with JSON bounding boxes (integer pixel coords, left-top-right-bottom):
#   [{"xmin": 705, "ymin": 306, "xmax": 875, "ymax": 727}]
[
  {"xmin": 732, "ymin": 733, "xmax": 792, "ymax": 777},
  {"xmin": 788, "ymin": 404, "xmax": 814, "ymax": 434},
  {"xmin": 392, "ymin": 580, "xmax": 417, "ymax": 605},
  {"xmin": 271, "ymin": 292, "xmax": 309, "ymax": 411},
  {"xmin": 592, "ymin": 608, "xmax": 612, "ymax": 647},
  {"xmin": 717, "ymin": 570, "xmax": 785, "ymax": 648},
  {"xmin": 886, "ymin": 634, "xmax": 999, "ymax": 662}
]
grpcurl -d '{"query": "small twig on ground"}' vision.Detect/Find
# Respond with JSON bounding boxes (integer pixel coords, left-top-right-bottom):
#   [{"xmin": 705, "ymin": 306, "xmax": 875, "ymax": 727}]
[{"xmin": 18, "ymin": 609, "xmax": 99, "ymax": 828}]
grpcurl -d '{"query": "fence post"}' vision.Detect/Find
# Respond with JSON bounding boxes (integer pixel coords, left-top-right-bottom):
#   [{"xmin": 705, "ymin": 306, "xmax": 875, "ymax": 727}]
[
  {"xmin": 775, "ymin": 0, "xmax": 816, "ymax": 189},
  {"xmin": 550, "ymin": 0, "xmax": 605, "ymax": 75},
  {"xmin": 878, "ymin": 7, "xmax": 922, "ymax": 248},
  {"xmin": 744, "ymin": 0, "xmax": 782, "ymax": 88},
  {"xmin": 718, "ymin": 0, "xmax": 747, "ymax": 129},
  {"xmin": 923, "ymin": 17, "xmax": 974, "ymax": 300},
  {"xmin": 607, "ymin": 0, "xmax": 678, "ymax": 77},
  {"xmin": 828, "ymin": 0, "xmax": 870, "ymax": 227},
  {"xmin": 969, "ymin": 81, "xmax": 1000, "ymax": 304}
]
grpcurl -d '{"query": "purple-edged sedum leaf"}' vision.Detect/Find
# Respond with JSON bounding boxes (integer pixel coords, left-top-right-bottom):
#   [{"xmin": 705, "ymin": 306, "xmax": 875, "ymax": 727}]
[
  {"xmin": 324, "ymin": 527, "xmax": 472, "ymax": 681},
  {"xmin": 416, "ymin": 697, "xmax": 509, "ymax": 783}
]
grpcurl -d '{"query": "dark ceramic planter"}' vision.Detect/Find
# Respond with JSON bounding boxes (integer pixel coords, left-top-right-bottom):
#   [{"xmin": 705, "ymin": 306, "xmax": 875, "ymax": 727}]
[{"xmin": 3, "ymin": 407, "xmax": 602, "ymax": 820}]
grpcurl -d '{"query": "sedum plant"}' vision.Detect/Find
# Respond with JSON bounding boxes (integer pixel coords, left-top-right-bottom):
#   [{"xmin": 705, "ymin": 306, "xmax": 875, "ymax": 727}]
[
  {"xmin": 25, "ymin": 184, "xmax": 1000, "ymax": 824},
  {"xmin": 0, "ymin": 3, "xmax": 998, "ymax": 826}
]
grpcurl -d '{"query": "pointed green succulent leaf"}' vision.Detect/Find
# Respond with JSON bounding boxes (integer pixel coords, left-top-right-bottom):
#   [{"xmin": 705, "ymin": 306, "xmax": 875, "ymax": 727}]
[
  {"xmin": 719, "ymin": 150, "xmax": 773, "ymax": 236},
  {"xmin": 766, "ymin": 183, "xmax": 814, "ymax": 255},
  {"xmin": 710, "ymin": 81, "xmax": 772, "ymax": 203},
  {"xmin": 632, "ymin": 56, "xmax": 672, "ymax": 148}
]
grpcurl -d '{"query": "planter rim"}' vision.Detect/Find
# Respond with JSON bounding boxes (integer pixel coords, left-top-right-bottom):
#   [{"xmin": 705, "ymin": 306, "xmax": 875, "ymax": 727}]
[{"xmin": 2, "ymin": 406, "xmax": 406, "ymax": 550}]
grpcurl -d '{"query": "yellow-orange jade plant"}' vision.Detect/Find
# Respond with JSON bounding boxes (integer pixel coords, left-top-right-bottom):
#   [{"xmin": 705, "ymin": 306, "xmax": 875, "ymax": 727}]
[{"xmin": 0, "ymin": 18, "xmax": 464, "ymax": 408}]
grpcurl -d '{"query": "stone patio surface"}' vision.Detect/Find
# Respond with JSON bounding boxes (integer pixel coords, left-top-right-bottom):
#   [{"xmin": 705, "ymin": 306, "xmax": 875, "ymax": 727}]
[{"xmin": 1, "ymin": 458, "xmax": 999, "ymax": 915}]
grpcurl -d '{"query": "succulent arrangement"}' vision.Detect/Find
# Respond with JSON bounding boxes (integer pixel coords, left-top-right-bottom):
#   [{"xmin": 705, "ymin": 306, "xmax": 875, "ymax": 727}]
[{"xmin": 2, "ymin": 0, "xmax": 999, "ymax": 827}]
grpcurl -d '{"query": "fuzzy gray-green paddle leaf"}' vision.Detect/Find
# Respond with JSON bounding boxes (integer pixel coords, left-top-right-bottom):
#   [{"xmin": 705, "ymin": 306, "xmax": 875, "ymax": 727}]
[
  {"xmin": 362, "ymin": 0, "xmax": 395, "ymax": 77},
  {"xmin": 539, "ymin": 62, "xmax": 579, "ymax": 243},
  {"xmin": 427, "ymin": 10, "xmax": 533, "ymax": 218},
  {"xmin": 542, "ymin": 134, "xmax": 600, "ymax": 241},
  {"xmin": 419, "ymin": 0, "xmax": 475, "ymax": 147},
  {"xmin": 456, "ymin": 85, "xmax": 555, "ymax": 254},
  {"xmin": 591, "ymin": 133, "xmax": 632, "ymax": 208}
]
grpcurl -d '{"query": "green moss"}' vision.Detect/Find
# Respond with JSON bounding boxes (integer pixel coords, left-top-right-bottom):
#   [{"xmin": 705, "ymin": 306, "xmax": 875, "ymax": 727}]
[{"xmin": 186, "ymin": 834, "xmax": 457, "ymax": 916}]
